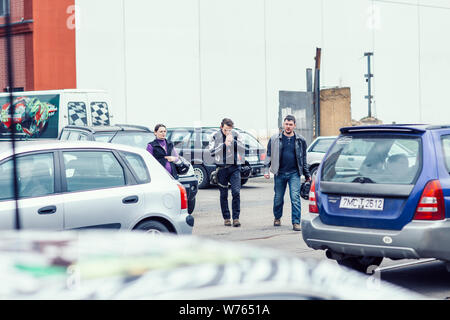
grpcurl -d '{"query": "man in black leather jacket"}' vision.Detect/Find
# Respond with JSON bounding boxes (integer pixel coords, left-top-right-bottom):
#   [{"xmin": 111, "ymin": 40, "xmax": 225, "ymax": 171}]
[{"xmin": 264, "ymin": 115, "xmax": 311, "ymax": 231}]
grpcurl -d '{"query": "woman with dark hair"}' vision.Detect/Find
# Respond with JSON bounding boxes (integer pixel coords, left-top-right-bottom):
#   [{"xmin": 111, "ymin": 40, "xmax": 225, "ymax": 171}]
[{"xmin": 147, "ymin": 124, "xmax": 180, "ymax": 179}]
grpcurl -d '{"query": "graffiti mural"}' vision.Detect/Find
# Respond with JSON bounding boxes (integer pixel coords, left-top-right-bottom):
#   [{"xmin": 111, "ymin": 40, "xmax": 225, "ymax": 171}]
[{"xmin": 0, "ymin": 95, "xmax": 59, "ymax": 138}]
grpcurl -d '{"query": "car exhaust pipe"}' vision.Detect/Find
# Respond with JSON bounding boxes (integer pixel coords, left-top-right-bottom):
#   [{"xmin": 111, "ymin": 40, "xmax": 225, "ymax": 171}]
[{"xmin": 325, "ymin": 249, "xmax": 346, "ymax": 261}]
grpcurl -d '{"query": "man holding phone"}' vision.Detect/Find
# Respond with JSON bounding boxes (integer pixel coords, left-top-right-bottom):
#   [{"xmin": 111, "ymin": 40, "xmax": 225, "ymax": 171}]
[{"xmin": 208, "ymin": 118, "xmax": 245, "ymax": 227}]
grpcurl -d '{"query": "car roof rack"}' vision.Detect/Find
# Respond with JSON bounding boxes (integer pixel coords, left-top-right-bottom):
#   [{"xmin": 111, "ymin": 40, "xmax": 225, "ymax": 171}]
[
  {"xmin": 114, "ymin": 124, "xmax": 152, "ymax": 132},
  {"xmin": 62, "ymin": 125, "xmax": 97, "ymax": 133},
  {"xmin": 340, "ymin": 124, "xmax": 427, "ymax": 134},
  {"xmin": 425, "ymin": 125, "xmax": 450, "ymax": 130}
]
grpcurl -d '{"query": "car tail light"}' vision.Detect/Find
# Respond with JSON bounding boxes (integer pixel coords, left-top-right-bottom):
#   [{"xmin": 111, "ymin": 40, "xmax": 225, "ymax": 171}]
[
  {"xmin": 414, "ymin": 180, "xmax": 445, "ymax": 220},
  {"xmin": 260, "ymin": 153, "xmax": 266, "ymax": 161},
  {"xmin": 177, "ymin": 184, "xmax": 188, "ymax": 211},
  {"xmin": 309, "ymin": 179, "xmax": 319, "ymax": 214}
]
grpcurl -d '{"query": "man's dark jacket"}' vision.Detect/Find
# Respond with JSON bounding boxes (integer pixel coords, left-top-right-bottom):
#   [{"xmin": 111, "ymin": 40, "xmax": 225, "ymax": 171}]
[{"xmin": 264, "ymin": 131, "xmax": 310, "ymax": 179}]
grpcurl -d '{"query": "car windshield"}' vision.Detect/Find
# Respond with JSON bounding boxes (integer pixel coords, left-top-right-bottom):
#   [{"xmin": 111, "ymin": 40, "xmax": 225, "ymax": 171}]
[
  {"xmin": 321, "ymin": 135, "xmax": 421, "ymax": 185},
  {"xmin": 110, "ymin": 132, "xmax": 155, "ymax": 149},
  {"xmin": 310, "ymin": 138, "xmax": 335, "ymax": 153}
]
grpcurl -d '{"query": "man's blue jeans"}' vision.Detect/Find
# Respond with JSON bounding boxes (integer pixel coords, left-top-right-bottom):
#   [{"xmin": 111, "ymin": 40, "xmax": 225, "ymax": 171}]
[{"xmin": 273, "ymin": 171, "xmax": 301, "ymax": 224}]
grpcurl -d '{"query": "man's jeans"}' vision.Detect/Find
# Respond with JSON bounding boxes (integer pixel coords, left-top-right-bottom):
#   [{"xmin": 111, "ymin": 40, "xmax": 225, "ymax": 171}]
[
  {"xmin": 217, "ymin": 165, "xmax": 241, "ymax": 220},
  {"xmin": 273, "ymin": 171, "xmax": 301, "ymax": 224}
]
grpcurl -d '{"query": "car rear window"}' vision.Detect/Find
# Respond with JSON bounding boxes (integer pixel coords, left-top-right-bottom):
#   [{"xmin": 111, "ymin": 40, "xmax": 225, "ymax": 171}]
[
  {"xmin": 110, "ymin": 132, "xmax": 155, "ymax": 149},
  {"xmin": 441, "ymin": 135, "xmax": 450, "ymax": 173},
  {"xmin": 94, "ymin": 133, "xmax": 114, "ymax": 142},
  {"xmin": 321, "ymin": 135, "xmax": 421, "ymax": 185},
  {"xmin": 240, "ymin": 131, "xmax": 263, "ymax": 149}
]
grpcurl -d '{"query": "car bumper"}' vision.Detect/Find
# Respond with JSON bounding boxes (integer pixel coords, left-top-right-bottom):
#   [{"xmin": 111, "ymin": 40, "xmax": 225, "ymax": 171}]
[
  {"xmin": 249, "ymin": 163, "xmax": 264, "ymax": 178},
  {"xmin": 301, "ymin": 212, "xmax": 450, "ymax": 261},
  {"xmin": 178, "ymin": 176, "xmax": 198, "ymax": 201},
  {"xmin": 172, "ymin": 212, "xmax": 194, "ymax": 235}
]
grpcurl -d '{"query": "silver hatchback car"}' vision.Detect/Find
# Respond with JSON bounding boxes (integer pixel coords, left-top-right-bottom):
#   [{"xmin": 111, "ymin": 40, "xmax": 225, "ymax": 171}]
[{"xmin": 0, "ymin": 140, "xmax": 193, "ymax": 234}]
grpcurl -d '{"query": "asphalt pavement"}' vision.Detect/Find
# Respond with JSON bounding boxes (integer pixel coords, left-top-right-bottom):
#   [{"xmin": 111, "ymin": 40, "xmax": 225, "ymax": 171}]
[{"xmin": 192, "ymin": 176, "xmax": 450, "ymax": 299}]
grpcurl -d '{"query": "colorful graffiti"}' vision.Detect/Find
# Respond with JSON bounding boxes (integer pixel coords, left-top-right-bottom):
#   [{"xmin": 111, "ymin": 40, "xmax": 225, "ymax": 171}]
[{"xmin": 0, "ymin": 97, "xmax": 58, "ymax": 137}]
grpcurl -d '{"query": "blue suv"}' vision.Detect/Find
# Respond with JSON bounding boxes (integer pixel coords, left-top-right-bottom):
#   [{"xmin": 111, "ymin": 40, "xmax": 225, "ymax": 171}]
[{"xmin": 302, "ymin": 124, "xmax": 450, "ymax": 272}]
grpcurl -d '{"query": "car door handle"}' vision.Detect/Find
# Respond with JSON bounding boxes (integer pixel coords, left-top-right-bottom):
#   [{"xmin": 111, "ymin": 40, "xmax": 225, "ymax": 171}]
[
  {"xmin": 122, "ymin": 196, "xmax": 139, "ymax": 204},
  {"xmin": 38, "ymin": 205, "xmax": 57, "ymax": 215}
]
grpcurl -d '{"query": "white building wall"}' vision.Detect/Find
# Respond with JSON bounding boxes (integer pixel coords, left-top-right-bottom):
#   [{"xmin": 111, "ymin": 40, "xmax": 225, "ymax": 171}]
[{"xmin": 75, "ymin": 0, "xmax": 450, "ymax": 139}]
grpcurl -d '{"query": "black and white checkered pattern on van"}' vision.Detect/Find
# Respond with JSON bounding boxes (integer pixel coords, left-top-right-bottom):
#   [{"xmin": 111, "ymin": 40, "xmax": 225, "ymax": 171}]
[
  {"xmin": 91, "ymin": 102, "xmax": 110, "ymax": 126},
  {"xmin": 68, "ymin": 102, "xmax": 88, "ymax": 126}
]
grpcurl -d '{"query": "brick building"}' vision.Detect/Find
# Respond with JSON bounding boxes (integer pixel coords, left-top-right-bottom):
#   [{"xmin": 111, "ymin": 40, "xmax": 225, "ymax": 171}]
[{"xmin": 0, "ymin": 0, "xmax": 76, "ymax": 92}]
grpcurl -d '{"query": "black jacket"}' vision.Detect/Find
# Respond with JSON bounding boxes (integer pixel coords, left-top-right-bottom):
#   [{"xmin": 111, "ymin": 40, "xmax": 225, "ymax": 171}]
[
  {"xmin": 149, "ymin": 139, "xmax": 178, "ymax": 179},
  {"xmin": 264, "ymin": 131, "xmax": 310, "ymax": 179}
]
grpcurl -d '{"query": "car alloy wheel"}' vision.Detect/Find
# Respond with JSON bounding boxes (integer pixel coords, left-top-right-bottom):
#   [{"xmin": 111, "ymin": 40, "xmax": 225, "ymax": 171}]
[
  {"xmin": 193, "ymin": 167, "xmax": 204, "ymax": 185},
  {"xmin": 193, "ymin": 165, "xmax": 210, "ymax": 189}
]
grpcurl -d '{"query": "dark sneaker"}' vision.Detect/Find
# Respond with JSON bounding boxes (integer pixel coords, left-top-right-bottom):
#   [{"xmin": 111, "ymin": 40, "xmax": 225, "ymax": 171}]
[
  {"xmin": 233, "ymin": 219, "xmax": 241, "ymax": 227},
  {"xmin": 274, "ymin": 219, "xmax": 281, "ymax": 227},
  {"xmin": 293, "ymin": 224, "xmax": 301, "ymax": 231},
  {"xmin": 224, "ymin": 219, "xmax": 232, "ymax": 227}
]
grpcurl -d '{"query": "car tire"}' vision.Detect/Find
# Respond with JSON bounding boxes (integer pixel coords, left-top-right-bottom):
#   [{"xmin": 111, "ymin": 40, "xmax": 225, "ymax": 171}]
[
  {"xmin": 193, "ymin": 164, "xmax": 210, "ymax": 189},
  {"xmin": 134, "ymin": 220, "xmax": 171, "ymax": 234},
  {"xmin": 337, "ymin": 256, "xmax": 383, "ymax": 273},
  {"xmin": 188, "ymin": 198, "xmax": 196, "ymax": 214},
  {"xmin": 309, "ymin": 165, "xmax": 319, "ymax": 180},
  {"xmin": 240, "ymin": 178, "xmax": 248, "ymax": 186}
]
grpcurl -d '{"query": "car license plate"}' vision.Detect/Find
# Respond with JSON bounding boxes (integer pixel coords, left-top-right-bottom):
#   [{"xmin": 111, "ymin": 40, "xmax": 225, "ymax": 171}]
[
  {"xmin": 339, "ymin": 196, "xmax": 384, "ymax": 211},
  {"xmin": 247, "ymin": 155, "xmax": 259, "ymax": 162}
]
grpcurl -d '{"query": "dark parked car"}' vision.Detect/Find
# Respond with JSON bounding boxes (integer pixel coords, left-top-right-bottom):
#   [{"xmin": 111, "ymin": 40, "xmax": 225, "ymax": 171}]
[
  {"xmin": 303, "ymin": 124, "xmax": 450, "ymax": 273},
  {"xmin": 167, "ymin": 127, "xmax": 266, "ymax": 189},
  {"xmin": 59, "ymin": 125, "xmax": 198, "ymax": 213}
]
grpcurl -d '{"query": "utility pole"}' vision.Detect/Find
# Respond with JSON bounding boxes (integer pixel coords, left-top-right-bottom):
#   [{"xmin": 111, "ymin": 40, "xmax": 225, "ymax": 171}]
[
  {"xmin": 364, "ymin": 52, "xmax": 374, "ymax": 118},
  {"xmin": 313, "ymin": 48, "xmax": 321, "ymax": 137}
]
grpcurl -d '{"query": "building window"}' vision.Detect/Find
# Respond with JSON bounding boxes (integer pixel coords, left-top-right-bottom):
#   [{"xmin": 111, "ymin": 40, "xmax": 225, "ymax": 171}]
[{"xmin": 0, "ymin": 0, "xmax": 9, "ymax": 17}]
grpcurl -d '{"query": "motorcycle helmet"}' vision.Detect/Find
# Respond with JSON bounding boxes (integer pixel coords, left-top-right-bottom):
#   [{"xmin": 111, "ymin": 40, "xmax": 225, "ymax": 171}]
[
  {"xmin": 240, "ymin": 163, "xmax": 252, "ymax": 179},
  {"xmin": 300, "ymin": 181, "xmax": 311, "ymax": 200}
]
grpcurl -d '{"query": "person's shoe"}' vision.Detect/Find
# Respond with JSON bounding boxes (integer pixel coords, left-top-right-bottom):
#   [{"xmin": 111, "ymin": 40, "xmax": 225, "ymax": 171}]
[
  {"xmin": 274, "ymin": 219, "xmax": 281, "ymax": 227},
  {"xmin": 233, "ymin": 219, "xmax": 241, "ymax": 227},
  {"xmin": 293, "ymin": 224, "xmax": 301, "ymax": 231},
  {"xmin": 224, "ymin": 219, "xmax": 232, "ymax": 226}
]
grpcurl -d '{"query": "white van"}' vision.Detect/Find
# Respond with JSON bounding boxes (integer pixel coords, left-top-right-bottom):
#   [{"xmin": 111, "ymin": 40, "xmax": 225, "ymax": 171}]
[{"xmin": 0, "ymin": 89, "xmax": 113, "ymax": 139}]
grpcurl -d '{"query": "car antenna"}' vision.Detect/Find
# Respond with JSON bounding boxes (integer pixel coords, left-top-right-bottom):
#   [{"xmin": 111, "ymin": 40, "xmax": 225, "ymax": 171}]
[{"xmin": 5, "ymin": 10, "xmax": 21, "ymax": 230}]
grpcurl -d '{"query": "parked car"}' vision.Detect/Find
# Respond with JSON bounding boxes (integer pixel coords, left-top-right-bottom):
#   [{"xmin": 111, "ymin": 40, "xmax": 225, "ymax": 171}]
[
  {"xmin": 302, "ymin": 124, "xmax": 450, "ymax": 273},
  {"xmin": 0, "ymin": 140, "xmax": 193, "ymax": 234},
  {"xmin": 167, "ymin": 127, "xmax": 266, "ymax": 189},
  {"xmin": 0, "ymin": 230, "xmax": 423, "ymax": 299},
  {"xmin": 58, "ymin": 124, "xmax": 198, "ymax": 213},
  {"xmin": 307, "ymin": 136, "xmax": 337, "ymax": 178}
]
